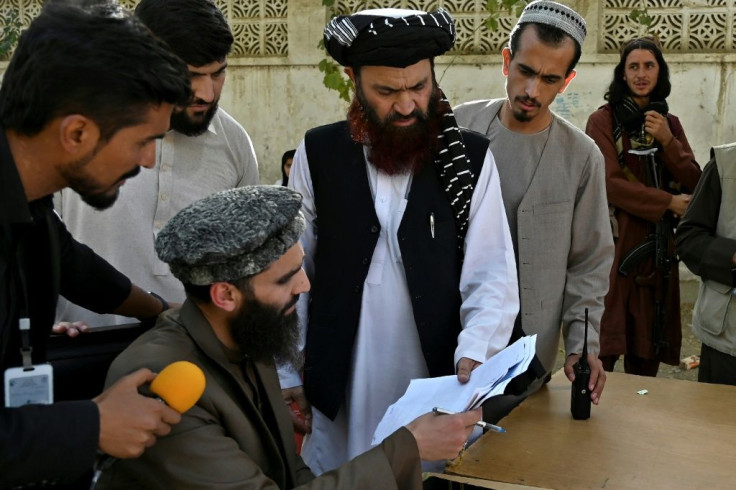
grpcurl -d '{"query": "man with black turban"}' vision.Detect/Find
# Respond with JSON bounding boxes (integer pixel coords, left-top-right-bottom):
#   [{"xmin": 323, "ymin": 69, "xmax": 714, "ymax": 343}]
[{"xmin": 280, "ymin": 8, "xmax": 518, "ymax": 474}]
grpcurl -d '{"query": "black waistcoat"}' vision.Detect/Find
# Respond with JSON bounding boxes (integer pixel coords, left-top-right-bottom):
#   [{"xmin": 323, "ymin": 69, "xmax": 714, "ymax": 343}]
[{"xmin": 303, "ymin": 121, "xmax": 489, "ymax": 419}]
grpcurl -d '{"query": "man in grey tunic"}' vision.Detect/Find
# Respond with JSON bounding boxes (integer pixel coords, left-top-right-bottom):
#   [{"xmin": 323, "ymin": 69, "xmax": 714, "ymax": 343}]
[
  {"xmin": 55, "ymin": 0, "xmax": 259, "ymax": 330},
  {"xmin": 454, "ymin": 0, "xmax": 613, "ymax": 407}
]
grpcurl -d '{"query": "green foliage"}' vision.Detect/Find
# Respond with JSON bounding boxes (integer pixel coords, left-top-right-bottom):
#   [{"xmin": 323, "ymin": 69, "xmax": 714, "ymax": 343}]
[
  {"xmin": 485, "ymin": 0, "xmax": 527, "ymax": 31},
  {"xmin": 319, "ymin": 0, "xmax": 353, "ymax": 102},
  {"xmin": 0, "ymin": 8, "xmax": 23, "ymax": 59},
  {"xmin": 629, "ymin": 8, "xmax": 653, "ymax": 29},
  {"xmin": 318, "ymin": 58, "xmax": 353, "ymax": 102}
]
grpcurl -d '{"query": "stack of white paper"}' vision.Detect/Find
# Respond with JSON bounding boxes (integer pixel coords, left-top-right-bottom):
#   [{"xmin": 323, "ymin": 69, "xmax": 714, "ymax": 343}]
[{"xmin": 371, "ymin": 334, "xmax": 537, "ymax": 445}]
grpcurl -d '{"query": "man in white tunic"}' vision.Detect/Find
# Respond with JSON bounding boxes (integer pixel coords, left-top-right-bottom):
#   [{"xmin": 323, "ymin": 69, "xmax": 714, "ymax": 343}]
[
  {"xmin": 279, "ymin": 8, "xmax": 519, "ymax": 474},
  {"xmin": 54, "ymin": 0, "xmax": 259, "ymax": 329}
]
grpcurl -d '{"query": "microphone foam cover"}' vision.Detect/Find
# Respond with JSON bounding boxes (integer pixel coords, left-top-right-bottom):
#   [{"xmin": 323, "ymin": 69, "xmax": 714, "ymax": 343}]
[{"xmin": 150, "ymin": 361, "xmax": 206, "ymax": 413}]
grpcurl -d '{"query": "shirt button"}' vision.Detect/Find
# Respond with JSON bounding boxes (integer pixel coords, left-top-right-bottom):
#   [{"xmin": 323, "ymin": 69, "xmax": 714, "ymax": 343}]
[
  {"xmin": 370, "ymin": 225, "xmax": 379, "ymax": 233},
  {"xmin": 362, "ymin": 257, "xmax": 369, "ymax": 265},
  {"xmin": 161, "ymin": 163, "xmax": 171, "ymax": 172},
  {"xmin": 160, "ymin": 192, "xmax": 169, "ymax": 201}
]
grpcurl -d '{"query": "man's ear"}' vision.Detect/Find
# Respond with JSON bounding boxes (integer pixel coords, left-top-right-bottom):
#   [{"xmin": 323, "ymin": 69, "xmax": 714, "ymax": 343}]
[
  {"xmin": 501, "ymin": 48, "xmax": 512, "ymax": 77},
  {"xmin": 344, "ymin": 66, "xmax": 356, "ymax": 84},
  {"xmin": 210, "ymin": 282, "xmax": 239, "ymax": 313},
  {"xmin": 58, "ymin": 115, "xmax": 100, "ymax": 156},
  {"xmin": 559, "ymin": 70, "xmax": 577, "ymax": 94}
]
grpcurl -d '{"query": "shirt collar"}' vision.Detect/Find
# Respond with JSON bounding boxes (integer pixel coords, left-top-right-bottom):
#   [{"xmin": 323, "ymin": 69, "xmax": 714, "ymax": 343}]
[{"xmin": 206, "ymin": 115, "xmax": 218, "ymax": 136}]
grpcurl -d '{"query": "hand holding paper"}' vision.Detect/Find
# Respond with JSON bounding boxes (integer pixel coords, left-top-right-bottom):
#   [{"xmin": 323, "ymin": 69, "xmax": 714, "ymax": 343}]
[{"xmin": 372, "ymin": 335, "xmax": 536, "ymax": 445}]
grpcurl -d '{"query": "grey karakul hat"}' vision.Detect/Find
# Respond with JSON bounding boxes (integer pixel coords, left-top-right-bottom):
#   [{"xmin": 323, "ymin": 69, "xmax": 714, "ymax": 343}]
[
  {"xmin": 517, "ymin": 1, "xmax": 586, "ymax": 48},
  {"xmin": 155, "ymin": 186, "xmax": 306, "ymax": 285},
  {"xmin": 324, "ymin": 8, "xmax": 455, "ymax": 68}
]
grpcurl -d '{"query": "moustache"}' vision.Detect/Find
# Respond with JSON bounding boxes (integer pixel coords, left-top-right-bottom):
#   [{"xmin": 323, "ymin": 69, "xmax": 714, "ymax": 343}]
[
  {"xmin": 281, "ymin": 294, "xmax": 300, "ymax": 315},
  {"xmin": 116, "ymin": 166, "xmax": 140, "ymax": 184},
  {"xmin": 385, "ymin": 109, "xmax": 426, "ymax": 125},
  {"xmin": 516, "ymin": 96, "xmax": 540, "ymax": 108},
  {"xmin": 189, "ymin": 97, "xmax": 213, "ymax": 107}
]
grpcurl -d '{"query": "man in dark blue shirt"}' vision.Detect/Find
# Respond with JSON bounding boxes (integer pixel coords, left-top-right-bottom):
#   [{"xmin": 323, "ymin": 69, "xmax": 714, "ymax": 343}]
[{"xmin": 0, "ymin": 1, "xmax": 192, "ymax": 486}]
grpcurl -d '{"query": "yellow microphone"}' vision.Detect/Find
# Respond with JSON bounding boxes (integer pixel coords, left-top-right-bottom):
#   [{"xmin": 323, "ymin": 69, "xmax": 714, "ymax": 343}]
[
  {"xmin": 150, "ymin": 360, "xmax": 206, "ymax": 413},
  {"xmin": 90, "ymin": 361, "xmax": 206, "ymax": 490}
]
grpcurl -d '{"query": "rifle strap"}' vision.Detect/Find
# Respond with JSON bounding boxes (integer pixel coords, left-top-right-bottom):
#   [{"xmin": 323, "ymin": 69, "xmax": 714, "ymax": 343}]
[
  {"xmin": 611, "ymin": 105, "xmax": 642, "ymax": 185},
  {"xmin": 609, "ymin": 102, "xmax": 660, "ymax": 239}
]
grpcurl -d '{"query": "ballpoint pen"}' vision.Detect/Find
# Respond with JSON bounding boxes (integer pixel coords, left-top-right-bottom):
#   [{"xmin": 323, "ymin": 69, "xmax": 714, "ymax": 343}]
[{"xmin": 432, "ymin": 407, "xmax": 506, "ymax": 433}]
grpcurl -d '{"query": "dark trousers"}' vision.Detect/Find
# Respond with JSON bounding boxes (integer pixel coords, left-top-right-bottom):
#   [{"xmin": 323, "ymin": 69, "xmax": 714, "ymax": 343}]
[
  {"xmin": 699, "ymin": 343, "xmax": 736, "ymax": 385},
  {"xmin": 600, "ymin": 354, "xmax": 659, "ymax": 376}
]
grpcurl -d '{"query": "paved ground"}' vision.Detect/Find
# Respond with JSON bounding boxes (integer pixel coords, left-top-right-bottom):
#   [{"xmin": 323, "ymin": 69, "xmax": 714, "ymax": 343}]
[{"xmin": 553, "ymin": 279, "xmax": 702, "ymax": 382}]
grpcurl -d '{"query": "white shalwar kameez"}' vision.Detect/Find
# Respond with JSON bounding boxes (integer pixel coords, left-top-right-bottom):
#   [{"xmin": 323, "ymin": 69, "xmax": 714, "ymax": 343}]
[{"xmin": 281, "ymin": 142, "xmax": 519, "ymax": 474}]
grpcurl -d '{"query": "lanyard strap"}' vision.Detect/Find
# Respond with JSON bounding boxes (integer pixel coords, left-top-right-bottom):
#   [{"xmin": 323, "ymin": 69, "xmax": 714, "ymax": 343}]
[
  {"xmin": 19, "ymin": 317, "xmax": 32, "ymax": 369},
  {"xmin": 14, "ymin": 238, "xmax": 33, "ymax": 369}
]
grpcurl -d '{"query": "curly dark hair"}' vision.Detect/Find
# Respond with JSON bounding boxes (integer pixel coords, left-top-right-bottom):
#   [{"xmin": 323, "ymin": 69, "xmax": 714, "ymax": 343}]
[{"xmin": 604, "ymin": 36, "xmax": 671, "ymax": 105}]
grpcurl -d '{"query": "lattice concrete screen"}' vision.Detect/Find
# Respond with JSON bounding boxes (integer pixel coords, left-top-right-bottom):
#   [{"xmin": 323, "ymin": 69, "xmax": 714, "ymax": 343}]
[
  {"xmin": 2, "ymin": 0, "xmax": 736, "ymax": 59},
  {"xmin": 601, "ymin": 0, "xmax": 736, "ymax": 53},
  {"xmin": 0, "ymin": 0, "xmax": 289, "ymax": 58}
]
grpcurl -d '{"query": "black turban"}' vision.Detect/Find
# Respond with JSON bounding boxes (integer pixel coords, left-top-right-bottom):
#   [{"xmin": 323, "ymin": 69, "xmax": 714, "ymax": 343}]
[
  {"xmin": 323, "ymin": 8, "xmax": 476, "ymax": 250},
  {"xmin": 324, "ymin": 8, "xmax": 456, "ymax": 68}
]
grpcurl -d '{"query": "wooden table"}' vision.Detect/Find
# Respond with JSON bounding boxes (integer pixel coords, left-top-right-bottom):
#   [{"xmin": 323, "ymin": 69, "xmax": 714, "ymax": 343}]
[{"xmin": 439, "ymin": 370, "xmax": 736, "ymax": 489}]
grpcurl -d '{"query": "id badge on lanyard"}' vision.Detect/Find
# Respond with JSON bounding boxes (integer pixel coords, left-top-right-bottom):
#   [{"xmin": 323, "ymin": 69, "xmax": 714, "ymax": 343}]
[
  {"xmin": 4, "ymin": 317, "xmax": 54, "ymax": 407},
  {"xmin": 5, "ymin": 230, "xmax": 55, "ymax": 407}
]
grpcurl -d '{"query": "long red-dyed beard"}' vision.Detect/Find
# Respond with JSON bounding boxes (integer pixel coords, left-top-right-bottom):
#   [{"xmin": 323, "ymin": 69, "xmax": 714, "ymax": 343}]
[{"xmin": 347, "ymin": 83, "xmax": 445, "ymax": 175}]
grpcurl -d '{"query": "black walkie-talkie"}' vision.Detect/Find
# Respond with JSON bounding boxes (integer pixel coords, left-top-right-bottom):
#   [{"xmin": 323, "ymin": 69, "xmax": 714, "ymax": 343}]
[{"xmin": 571, "ymin": 307, "xmax": 591, "ymax": 420}]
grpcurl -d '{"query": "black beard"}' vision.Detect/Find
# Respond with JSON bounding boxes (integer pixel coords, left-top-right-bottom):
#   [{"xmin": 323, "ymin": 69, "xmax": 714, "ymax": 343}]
[
  {"xmin": 511, "ymin": 110, "xmax": 532, "ymax": 122},
  {"xmin": 78, "ymin": 189, "xmax": 118, "ymax": 210},
  {"xmin": 510, "ymin": 96, "xmax": 540, "ymax": 123},
  {"xmin": 170, "ymin": 101, "xmax": 219, "ymax": 136},
  {"xmin": 230, "ymin": 294, "xmax": 303, "ymax": 369},
  {"xmin": 64, "ymin": 153, "xmax": 141, "ymax": 210}
]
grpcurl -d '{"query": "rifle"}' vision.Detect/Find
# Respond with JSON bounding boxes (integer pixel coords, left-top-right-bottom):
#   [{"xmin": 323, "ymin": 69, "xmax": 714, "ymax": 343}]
[{"xmin": 617, "ymin": 147, "xmax": 673, "ymax": 355}]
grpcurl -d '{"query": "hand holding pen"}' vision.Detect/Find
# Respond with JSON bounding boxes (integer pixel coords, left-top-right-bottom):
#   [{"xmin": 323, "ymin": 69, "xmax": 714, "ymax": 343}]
[{"xmin": 433, "ymin": 407, "xmax": 506, "ymax": 433}]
